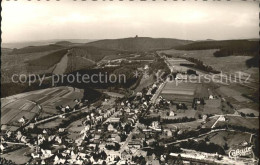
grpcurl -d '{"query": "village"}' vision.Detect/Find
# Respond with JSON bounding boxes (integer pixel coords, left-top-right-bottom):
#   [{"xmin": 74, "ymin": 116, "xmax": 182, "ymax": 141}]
[{"xmin": 1, "ymin": 54, "xmax": 258, "ymax": 165}]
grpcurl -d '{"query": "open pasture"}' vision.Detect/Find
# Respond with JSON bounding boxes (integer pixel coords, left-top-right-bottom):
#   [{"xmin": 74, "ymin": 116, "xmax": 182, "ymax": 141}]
[
  {"xmin": 198, "ymin": 130, "xmax": 251, "ymax": 150},
  {"xmin": 216, "ymin": 116, "xmax": 259, "ymax": 129},
  {"xmin": 1, "ymin": 86, "xmax": 83, "ymax": 127}
]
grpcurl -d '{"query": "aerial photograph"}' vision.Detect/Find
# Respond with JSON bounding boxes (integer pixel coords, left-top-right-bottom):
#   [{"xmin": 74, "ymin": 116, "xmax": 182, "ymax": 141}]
[{"xmin": 1, "ymin": 0, "xmax": 259, "ymax": 165}]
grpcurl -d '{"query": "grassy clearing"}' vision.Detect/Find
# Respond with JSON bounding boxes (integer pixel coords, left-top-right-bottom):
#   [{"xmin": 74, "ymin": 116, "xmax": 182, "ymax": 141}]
[
  {"xmin": 163, "ymin": 120, "xmax": 203, "ymax": 130},
  {"xmin": 65, "ymin": 55, "xmax": 96, "ymax": 73},
  {"xmin": 1, "ymin": 147, "xmax": 31, "ymax": 164},
  {"xmin": 216, "ymin": 116, "xmax": 259, "ymax": 129},
  {"xmin": 135, "ymin": 74, "xmax": 155, "ymax": 92},
  {"xmin": 198, "ymin": 130, "xmax": 251, "ymax": 150}
]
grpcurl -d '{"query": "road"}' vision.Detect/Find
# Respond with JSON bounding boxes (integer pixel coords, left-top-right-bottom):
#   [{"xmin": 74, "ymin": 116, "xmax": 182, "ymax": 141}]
[
  {"xmin": 25, "ymin": 105, "xmax": 89, "ymax": 128},
  {"xmin": 211, "ymin": 115, "xmax": 223, "ymax": 129},
  {"xmin": 119, "ymin": 122, "xmax": 140, "ymax": 153},
  {"xmin": 150, "ymin": 82, "xmax": 166, "ymax": 104}
]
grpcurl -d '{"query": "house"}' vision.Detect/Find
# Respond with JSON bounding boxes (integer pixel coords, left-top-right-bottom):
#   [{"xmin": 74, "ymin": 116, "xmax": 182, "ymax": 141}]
[
  {"xmin": 202, "ymin": 115, "xmax": 208, "ymax": 122},
  {"xmin": 219, "ymin": 115, "xmax": 226, "ymax": 121},
  {"xmin": 18, "ymin": 116, "xmax": 26, "ymax": 124},
  {"xmin": 106, "ymin": 150, "xmax": 121, "ymax": 161},
  {"xmin": 48, "ymin": 135, "xmax": 55, "ymax": 142},
  {"xmin": 108, "ymin": 124, "xmax": 115, "ymax": 132},
  {"xmin": 55, "ymin": 136, "xmax": 62, "ymax": 144},
  {"xmin": 66, "ymin": 105, "xmax": 71, "ymax": 110},
  {"xmin": 43, "ymin": 129, "xmax": 47, "ymax": 134},
  {"xmin": 169, "ymin": 111, "xmax": 175, "ymax": 116},
  {"xmin": 6, "ymin": 130, "xmax": 12, "ymax": 138},
  {"xmin": 31, "ymin": 152, "xmax": 40, "ymax": 159},
  {"xmin": 128, "ymin": 140, "xmax": 142, "ymax": 149},
  {"xmin": 209, "ymin": 95, "xmax": 214, "ymax": 99},
  {"xmin": 41, "ymin": 149, "xmax": 53, "ymax": 159},
  {"xmin": 114, "ymin": 135, "xmax": 121, "ymax": 143},
  {"xmin": 149, "ymin": 121, "xmax": 162, "ymax": 132},
  {"xmin": 41, "ymin": 160, "xmax": 46, "ymax": 164},
  {"xmin": 121, "ymin": 150, "xmax": 131, "ymax": 159},
  {"xmin": 16, "ymin": 131, "xmax": 22, "ymax": 141},
  {"xmin": 107, "ymin": 117, "xmax": 120, "ymax": 123},
  {"xmin": 28, "ymin": 123, "xmax": 35, "ymax": 129},
  {"xmin": 0, "ymin": 143, "xmax": 7, "ymax": 153},
  {"xmin": 177, "ymin": 130, "xmax": 183, "ymax": 135},
  {"xmin": 240, "ymin": 140, "xmax": 249, "ymax": 147},
  {"xmin": 20, "ymin": 136, "xmax": 28, "ymax": 143},
  {"xmin": 163, "ymin": 129, "xmax": 173, "ymax": 137},
  {"xmin": 147, "ymin": 138, "xmax": 156, "ymax": 146},
  {"xmin": 59, "ymin": 128, "xmax": 65, "ymax": 133},
  {"xmin": 136, "ymin": 92, "xmax": 142, "ymax": 97}
]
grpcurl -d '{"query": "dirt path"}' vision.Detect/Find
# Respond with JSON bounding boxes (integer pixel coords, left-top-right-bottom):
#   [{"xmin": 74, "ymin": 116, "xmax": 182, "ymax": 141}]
[{"xmin": 53, "ymin": 50, "xmax": 69, "ymax": 75}]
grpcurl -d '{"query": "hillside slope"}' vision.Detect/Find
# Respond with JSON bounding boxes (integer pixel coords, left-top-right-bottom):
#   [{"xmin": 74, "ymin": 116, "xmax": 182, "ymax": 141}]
[
  {"xmin": 86, "ymin": 37, "xmax": 192, "ymax": 51},
  {"xmin": 10, "ymin": 44, "xmax": 65, "ymax": 54}
]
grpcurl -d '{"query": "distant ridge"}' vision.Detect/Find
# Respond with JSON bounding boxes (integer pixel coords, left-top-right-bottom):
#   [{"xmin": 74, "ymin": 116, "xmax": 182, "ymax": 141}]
[
  {"xmin": 85, "ymin": 37, "xmax": 193, "ymax": 51},
  {"xmin": 2, "ymin": 39, "xmax": 96, "ymax": 49}
]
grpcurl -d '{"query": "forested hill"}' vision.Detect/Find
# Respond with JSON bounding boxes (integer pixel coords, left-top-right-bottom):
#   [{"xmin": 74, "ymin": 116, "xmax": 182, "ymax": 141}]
[
  {"xmin": 174, "ymin": 40, "xmax": 259, "ymax": 57},
  {"xmin": 85, "ymin": 37, "xmax": 193, "ymax": 51}
]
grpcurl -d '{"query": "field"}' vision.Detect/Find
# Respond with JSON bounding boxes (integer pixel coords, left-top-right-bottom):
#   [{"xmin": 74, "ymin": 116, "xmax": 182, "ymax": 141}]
[
  {"xmin": 1, "ymin": 49, "xmax": 61, "ymax": 83},
  {"xmin": 1, "ymin": 99, "xmax": 39, "ymax": 126},
  {"xmin": 163, "ymin": 120, "xmax": 203, "ymax": 131},
  {"xmin": 67, "ymin": 118, "xmax": 86, "ymax": 140},
  {"xmin": 135, "ymin": 74, "xmax": 155, "ymax": 92},
  {"xmin": 162, "ymin": 81, "xmax": 198, "ymax": 94},
  {"xmin": 217, "ymin": 86, "xmax": 250, "ymax": 102},
  {"xmin": 159, "ymin": 108, "xmax": 198, "ymax": 119},
  {"xmin": 103, "ymin": 92, "xmax": 124, "ymax": 98},
  {"xmin": 215, "ymin": 116, "xmax": 259, "ymax": 129},
  {"xmin": 167, "ymin": 58, "xmax": 195, "ymax": 73},
  {"xmin": 237, "ymin": 108, "xmax": 259, "ymax": 116},
  {"xmin": 197, "ymin": 130, "xmax": 251, "ymax": 151},
  {"xmin": 159, "ymin": 49, "xmax": 253, "ymax": 74},
  {"xmin": 203, "ymin": 99, "xmax": 222, "ymax": 115},
  {"xmin": 1, "ymin": 147, "xmax": 32, "ymax": 164},
  {"xmin": 160, "ymin": 81, "xmax": 209, "ymax": 106},
  {"xmin": 215, "ymin": 86, "xmax": 259, "ymax": 112},
  {"xmin": 65, "ymin": 55, "xmax": 96, "ymax": 73},
  {"xmin": 37, "ymin": 118, "xmax": 66, "ymax": 129},
  {"xmin": 1, "ymin": 86, "xmax": 84, "ymax": 127},
  {"xmin": 159, "ymin": 49, "xmax": 259, "ymax": 114}
]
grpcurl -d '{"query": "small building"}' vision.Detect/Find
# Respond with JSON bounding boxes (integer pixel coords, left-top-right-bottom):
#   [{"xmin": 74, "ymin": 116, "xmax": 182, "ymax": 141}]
[
  {"xmin": 114, "ymin": 135, "xmax": 121, "ymax": 143},
  {"xmin": 164, "ymin": 129, "xmax": 173, "ymax": 137},
  {"xmin": 18, "ymin": 116, "xmax": 26, "ymax": 124},
  {"xmin": 218, "ymin": 115, "xmax": 226, "ymax": 121},
  {"xmin": 147, "ymin": 138, "xmax": 156, "ymax": 146},
  {"xmin": 209, "ymin": 95, "xmax": 214, "ymax": 99},
  {"xmin": 169, "ymin": 111, "xmax": 175, "ymax": 117},
  {"xmin": 59, "ymin": 128, "xmax": 65, "ymax": 133},
  {"xmin": 108, "ymin": 124, "xmax": 115, "ymax": 132},
  {"xmin": 202, "ymin": 115, "xmax": 208, "ymax": 122}
]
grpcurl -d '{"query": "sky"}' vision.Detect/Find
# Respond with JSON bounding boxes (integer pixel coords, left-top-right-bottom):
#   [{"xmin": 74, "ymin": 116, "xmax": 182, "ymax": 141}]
[{"xmin": 2, "ymin": 0, "xmax": 259, "ymax": 43}]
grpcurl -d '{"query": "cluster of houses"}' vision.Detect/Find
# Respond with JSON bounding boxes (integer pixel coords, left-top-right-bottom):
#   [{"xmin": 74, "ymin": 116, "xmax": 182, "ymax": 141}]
[{"xmin": 0, "ymin": 72, "xmax": 165, "ymax": 164}]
